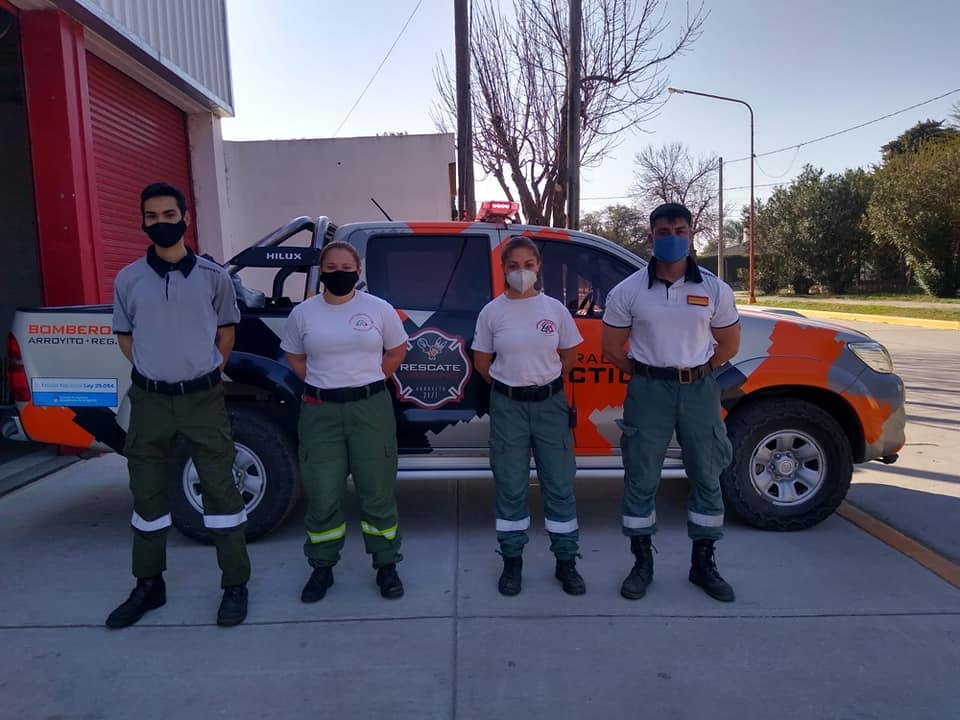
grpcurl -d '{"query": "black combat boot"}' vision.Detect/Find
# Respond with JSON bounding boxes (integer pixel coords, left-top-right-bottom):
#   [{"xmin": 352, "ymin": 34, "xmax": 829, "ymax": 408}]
[
  {"xmin": 376, "ymin": 564, "xmax": 405, "ymax": 599},
  {"xmin": 689, "ymin": 539, "xmax": 735, "ymax": 602},
  {"xmin": 105, "ymin": 575, "xmax": 166, "ymax": 628},
  {"xmin": 555, "ymin": 558, "xmax": 586, "ymax": 595},
  {"xmin": 498, "ymin": 555, "xmax": 523, "ymax": 596},
  {"xmin": 301, "ymin": 566, "xmax": 334, "ymax": 603},
  {"xmin": 217, "ymin": 584, "xmax": 248, "ymax": 627},
  {"xmin": 620, "ymin": 535, "xmax": 654, "ymax": 600}
]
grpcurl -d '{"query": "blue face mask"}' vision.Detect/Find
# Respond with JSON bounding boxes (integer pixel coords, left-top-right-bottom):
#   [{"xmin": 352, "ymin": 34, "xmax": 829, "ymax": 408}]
[{"xmin": 652, "ymin": 234, "xmax": 690, "ymax": 263}]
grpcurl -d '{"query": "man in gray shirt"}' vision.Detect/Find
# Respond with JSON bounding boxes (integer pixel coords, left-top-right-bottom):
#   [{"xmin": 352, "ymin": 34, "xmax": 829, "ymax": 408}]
[{"xmin": 107, "ymin": 182, "xmax": 251, "ymax": 628}]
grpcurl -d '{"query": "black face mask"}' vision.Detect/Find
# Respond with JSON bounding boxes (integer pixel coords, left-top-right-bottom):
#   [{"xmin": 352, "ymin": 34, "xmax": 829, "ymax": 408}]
[
  {"xmin": 320, "ymin": 270, "xmax": 359, "ymax": 297},
  {"xmin": 142, "ymin": 220, "xmax": 186, "ymax": 248}
]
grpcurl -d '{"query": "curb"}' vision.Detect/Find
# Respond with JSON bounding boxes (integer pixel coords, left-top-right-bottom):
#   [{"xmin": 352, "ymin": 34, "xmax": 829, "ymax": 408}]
[
  {"xmin": 837, "ymin": 501, "xmax": 960, "ymax": 590},
  {"xmin": 752, "ymin": 306, "xmax": 960, "ymax": 330}
]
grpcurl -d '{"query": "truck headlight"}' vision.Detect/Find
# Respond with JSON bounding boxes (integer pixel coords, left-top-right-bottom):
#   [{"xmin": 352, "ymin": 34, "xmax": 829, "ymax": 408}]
[{"xmin": 847, "ymin": 341, "xmax": 894, "ymax": 374}]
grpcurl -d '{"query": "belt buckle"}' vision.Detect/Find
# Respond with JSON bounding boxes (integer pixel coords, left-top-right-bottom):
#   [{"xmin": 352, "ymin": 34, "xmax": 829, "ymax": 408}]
[{"xmin": 678, "ymin": 368, "xmax": 693, "ymax": 384}]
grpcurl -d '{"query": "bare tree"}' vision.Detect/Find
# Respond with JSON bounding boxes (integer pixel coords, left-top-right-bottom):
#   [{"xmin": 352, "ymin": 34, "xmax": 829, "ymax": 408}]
[
  {"xmin": 632, "ymin": 141, "xmax": 720, "ymax": 247},
  {"xmin": 433, "ymin": 0, "xmax": 705, "ymax": 227}
]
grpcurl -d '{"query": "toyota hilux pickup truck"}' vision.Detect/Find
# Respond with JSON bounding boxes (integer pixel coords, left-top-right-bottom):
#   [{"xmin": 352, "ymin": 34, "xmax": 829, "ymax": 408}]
[{"xmin": 2, "ymin": 208, "xmax": 906, "ymax": 541}]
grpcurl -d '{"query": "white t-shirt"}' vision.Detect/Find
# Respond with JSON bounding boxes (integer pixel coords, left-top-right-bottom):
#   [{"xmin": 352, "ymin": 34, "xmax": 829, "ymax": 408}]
[
  {"xmin": 472, "ymin": 293, "xmax": 583, "ymax": 387},
  {"xmin": 281, "ymin": 292, "xmax": 408, "ymax": 389},
  {"xmin": 603, "ymin": 260, "xmax": 739, "ymax": 368}
]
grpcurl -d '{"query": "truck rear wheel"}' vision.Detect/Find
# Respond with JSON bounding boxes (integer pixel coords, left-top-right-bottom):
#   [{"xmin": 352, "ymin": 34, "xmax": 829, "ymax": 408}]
[
  {"xmin": 169, "ymin": 405, "xmax": 300, "ymax": 542},
  {"xmin": 721, "ymin": 398, "xmax": 853, "ymax": 531}
]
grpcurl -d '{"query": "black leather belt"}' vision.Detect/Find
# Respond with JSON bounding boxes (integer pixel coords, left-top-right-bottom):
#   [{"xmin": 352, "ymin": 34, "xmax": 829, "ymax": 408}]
[
  {"xmin": 492, "ymin": 377, "xmax": 564, "ymax": 401},
  {"xmin": 632, "ymin": 360, "xmax": 712, "ymax": 384},
  {"xmin": 132, "ymin": 368, "xmax": 221, "ymax": 395},
  {"xmin": 304, "ymin": 379, "xmax": 386, "ymax": 403}
]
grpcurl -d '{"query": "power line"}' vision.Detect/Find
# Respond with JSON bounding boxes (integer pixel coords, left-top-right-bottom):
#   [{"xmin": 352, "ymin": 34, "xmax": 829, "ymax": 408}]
[
  {"xmin": 585, "ymin": 89, "xmax": 960, "ymax": 204},
  {"xmin": 755, "ymin": 146, "xmax": 800, "ymax": 179},
  {"xmin": 723, "ymin": 87, "xmax": 960, "ymax": 165},
  {"xmin": 332, "ymin": 0, "xmax": 424, "ymax": 138}
]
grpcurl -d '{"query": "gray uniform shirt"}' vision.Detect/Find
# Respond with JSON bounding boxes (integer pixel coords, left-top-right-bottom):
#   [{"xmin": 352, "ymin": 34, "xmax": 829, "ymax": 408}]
[{"xmin": 112, "ymin": 247, "xmax": 241, "ymax": 383}]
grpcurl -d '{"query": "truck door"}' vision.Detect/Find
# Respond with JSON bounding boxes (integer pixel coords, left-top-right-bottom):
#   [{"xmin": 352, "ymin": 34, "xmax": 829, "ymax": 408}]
[
  {"xmin": 535, "ymin": 238, "xmax": 637, "ymax": 454},
  {"xmin": 362, "ymin": 232, "xmax": 494, "ymax": 454}
]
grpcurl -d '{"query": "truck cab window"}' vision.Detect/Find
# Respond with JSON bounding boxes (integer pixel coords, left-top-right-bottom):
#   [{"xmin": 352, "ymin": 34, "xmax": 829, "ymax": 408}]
[
  {"xmin": 365, "ymin": 235, "xmax": 492, "ymax": 313},
  {"xmin": 538, "ymin": 240, "xmax": 635, "ymax": 317}
]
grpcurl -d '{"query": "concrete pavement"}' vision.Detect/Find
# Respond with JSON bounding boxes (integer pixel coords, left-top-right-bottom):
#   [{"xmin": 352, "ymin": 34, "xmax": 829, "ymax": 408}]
[{"xmin": 1, "ymin": 454, "xmax": 958, "ymax": 719}]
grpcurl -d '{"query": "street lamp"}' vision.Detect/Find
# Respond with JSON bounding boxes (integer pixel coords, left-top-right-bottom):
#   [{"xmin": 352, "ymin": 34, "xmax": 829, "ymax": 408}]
[{"xmin": 667, "ymin": 87, "xmax": 756, "ymax": 304}]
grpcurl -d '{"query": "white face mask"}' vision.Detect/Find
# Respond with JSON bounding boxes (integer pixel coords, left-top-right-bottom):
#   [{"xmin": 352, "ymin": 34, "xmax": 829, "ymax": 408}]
[{"xmin": 506, "ymin": 269, "xmax": 538, "ymax": 293}]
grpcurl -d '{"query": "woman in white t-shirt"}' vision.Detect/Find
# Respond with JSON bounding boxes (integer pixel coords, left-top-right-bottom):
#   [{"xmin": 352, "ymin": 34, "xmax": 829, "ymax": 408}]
[
  {"xmin": 472, "ymin": 236, "xmax": 586, "ymax": 597},
  {"xmin": 281, "ymin": 241, "xmax": 408, "ymax": 603}
]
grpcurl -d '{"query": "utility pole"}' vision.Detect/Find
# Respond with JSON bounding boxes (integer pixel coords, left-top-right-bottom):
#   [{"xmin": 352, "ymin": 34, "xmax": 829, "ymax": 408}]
[
  {"xmin": 454, "ymin": 0, "xmax": 475, "ymax": 219},
  {"xmin": 717, "ymin": 156, "xmax": 724, "ymax": 281},
  {"xmin": 566, "ymin": 0, "xmax": 582, "ymax": 230}
]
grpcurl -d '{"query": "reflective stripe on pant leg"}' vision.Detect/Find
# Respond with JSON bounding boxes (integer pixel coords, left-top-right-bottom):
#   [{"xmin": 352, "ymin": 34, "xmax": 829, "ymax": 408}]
[
  {"xmin": 490, "ymin": 391, "xmax": 532, "ymax": 557},
  {"xmin": 495, "ymin": 516, "xmax": 531, "ymax": 532},
  {"xmin": 622, "ymin": 510, "xmax": 657, "ymax": 530},
  {"xmin": 125, "ymin": 387, "xmax": 175, "ymax": 579},
  {"xmin": 346, "ymin": 393, "xmax": 402, "ymax": 568},
  {"xmin": 308, "ymin": 523, "xmax": 347, "ymax": 543},
  {"xmin": 299, "ymin": 400, "xmax": 349, "ymax": 568},
  {"xmin": 361, "ymin": 521, "xmax": 399, "ymax": 540},
  {"xmin": 620, "ymin": 376, "xmax": 675, "ymax": 537},
  {"xmin": 676, "ymin": 376, "xmax": 729, "ymax": 541},
  {"xmin": 531, "ymin": 391, "xmax": 579, "ymax": 559},
  {"xmin": 131, "ymin": 512, "xmax": 172, "ymax": 532},
  {"xmin": 544, "ymin": 518, "xmax": 578, "ymax": 534},
  {"xmin": 174, "ymin": 385, "xmax": 251, "ymax": 586}
]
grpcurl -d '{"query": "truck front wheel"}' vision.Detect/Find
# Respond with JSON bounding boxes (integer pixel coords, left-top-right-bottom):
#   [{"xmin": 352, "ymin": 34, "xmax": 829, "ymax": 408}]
[
  {"xmin": 169, "ymin": 405, "xmax": 300, "ymax": 542},
  {"xmin": 721, "ymin": 398, "xmax": 853, "ymax": 531}
]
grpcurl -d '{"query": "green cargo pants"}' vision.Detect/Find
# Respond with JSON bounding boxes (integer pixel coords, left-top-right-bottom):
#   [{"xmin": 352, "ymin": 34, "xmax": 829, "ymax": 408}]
[
  {"xmin": 489, "ymin": 388, "xmax": 579, "ymax": 560},
  {"xmin": 619, "ymin": 373, "xmax": 732, "ymax": 541},
  {"xmin": 298, "ymin": 391, "xmax": 401, "ymax": 569},
  {"xmin": 123, "ymin": 382, "xmax": 250, "ymax": 588}
]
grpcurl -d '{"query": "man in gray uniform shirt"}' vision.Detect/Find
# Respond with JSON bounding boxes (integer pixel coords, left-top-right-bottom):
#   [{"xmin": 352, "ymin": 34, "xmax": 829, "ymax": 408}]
[{"xmin": 107, "ymin": 182, "xmax": 251, "ymax": 628}]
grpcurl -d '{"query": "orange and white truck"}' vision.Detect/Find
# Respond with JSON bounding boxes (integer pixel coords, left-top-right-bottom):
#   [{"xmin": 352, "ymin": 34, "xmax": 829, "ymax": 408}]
[{"xmin": 3, "ymin": 207, "xmax": 906, "ymax": 540}]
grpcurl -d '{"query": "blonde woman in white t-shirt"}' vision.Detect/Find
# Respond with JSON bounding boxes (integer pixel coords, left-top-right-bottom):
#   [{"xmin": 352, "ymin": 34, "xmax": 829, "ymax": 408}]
[
  {"xmin": 472, "ymin": 236, "xmax": 586, "ymax": 596},
  {"xmin": 281, "ymin": 241, "xmax": 408, "ymax": 603}
]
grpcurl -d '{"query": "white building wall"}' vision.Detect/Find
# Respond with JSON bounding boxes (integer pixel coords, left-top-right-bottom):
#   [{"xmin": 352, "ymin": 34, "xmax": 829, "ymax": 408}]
[{"xmin": 222, "ymin": 133, "xmax": 455, "ymax": 292}]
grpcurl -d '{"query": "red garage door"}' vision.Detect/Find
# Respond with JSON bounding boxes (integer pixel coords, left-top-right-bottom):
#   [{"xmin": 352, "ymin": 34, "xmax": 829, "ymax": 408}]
[{"xmin": 86, "ymin": 53, "xmax": 196, "ymax": 303}]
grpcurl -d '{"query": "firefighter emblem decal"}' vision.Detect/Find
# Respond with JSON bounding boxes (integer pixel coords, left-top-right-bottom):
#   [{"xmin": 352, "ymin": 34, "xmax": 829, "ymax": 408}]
[{"xmin": 393, "ymin": 328, "xmax": 472, "ymax": 409}]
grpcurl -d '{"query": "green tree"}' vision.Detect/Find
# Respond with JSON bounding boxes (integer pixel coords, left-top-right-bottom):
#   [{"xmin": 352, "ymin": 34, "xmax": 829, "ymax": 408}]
[
  {"xmin": 868, "ymin": 137, "xmax": 960, "ymax": 297},
  {"xmin": 881, "ymin": 120, "xmax": 960, "ymax": 160},
  {"xmin": 581, "ymin": 204, "xmax": 649, "ymax": 258},
  {"xmin": 753, "ymin": 166, "xmax": 873, "ymax": 294}
]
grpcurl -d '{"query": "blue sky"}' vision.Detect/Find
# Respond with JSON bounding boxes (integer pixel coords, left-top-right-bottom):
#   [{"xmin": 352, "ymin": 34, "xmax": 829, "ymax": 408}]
[{"xmin": 222, "ymin": 0, "xmax": 960, "ymax": 215}]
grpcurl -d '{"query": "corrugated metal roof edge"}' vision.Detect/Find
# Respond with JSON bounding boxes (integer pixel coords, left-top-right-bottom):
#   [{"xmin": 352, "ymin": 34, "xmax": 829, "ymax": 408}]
[{"xmin": 53, "ymin": 0, "xmax": 234, "ymax": 116}]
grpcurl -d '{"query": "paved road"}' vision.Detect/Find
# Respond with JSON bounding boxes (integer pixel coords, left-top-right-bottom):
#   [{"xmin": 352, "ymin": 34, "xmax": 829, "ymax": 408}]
[{"xmin": 831, "ymin": 320, "xmax": 960, "ymax": 563}]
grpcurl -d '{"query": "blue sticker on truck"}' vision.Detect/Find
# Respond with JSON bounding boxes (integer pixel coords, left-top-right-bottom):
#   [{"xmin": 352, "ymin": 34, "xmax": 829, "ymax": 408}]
[{"xmin": 31, "ymin": 378, "xmax": 119, "ymax": 407}]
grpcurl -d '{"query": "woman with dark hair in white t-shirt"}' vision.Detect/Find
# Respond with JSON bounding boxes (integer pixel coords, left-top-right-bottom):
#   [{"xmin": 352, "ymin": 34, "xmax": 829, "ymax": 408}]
[
  {"xmin": 472, "ymin": 236, "xmax": 586, "ymax": 596},
  {"xmin": 281, "ymin": 241, "xmax": 408, "ymax": 603}
]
